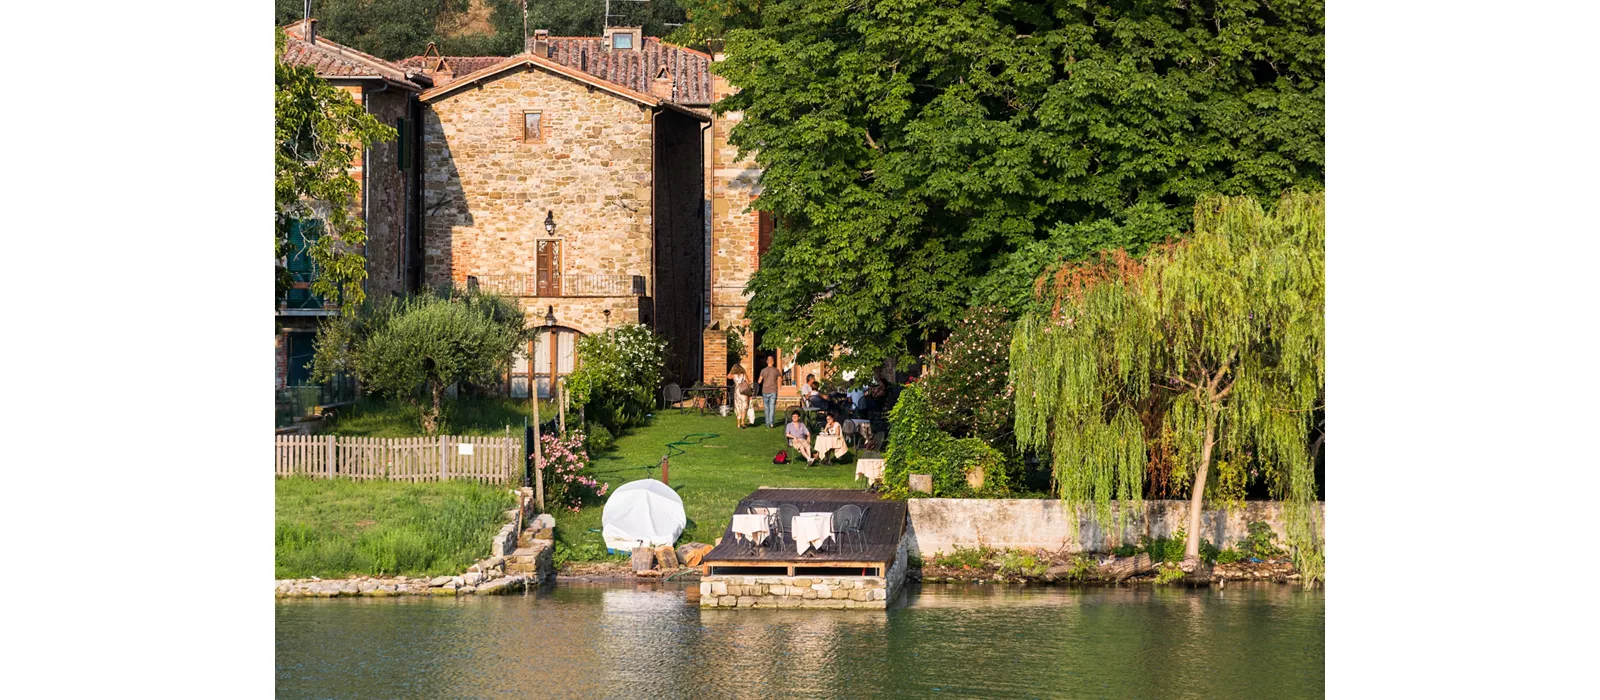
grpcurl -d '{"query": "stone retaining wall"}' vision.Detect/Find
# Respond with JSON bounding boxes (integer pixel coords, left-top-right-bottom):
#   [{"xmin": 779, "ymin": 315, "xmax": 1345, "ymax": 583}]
[
  {"xmin": 700, "ymin": 574, "xmax": 890, "ymax": 609},
  {"xmin": 906, "ymin": 499, "xmax": 1326, "ymax": 556}
]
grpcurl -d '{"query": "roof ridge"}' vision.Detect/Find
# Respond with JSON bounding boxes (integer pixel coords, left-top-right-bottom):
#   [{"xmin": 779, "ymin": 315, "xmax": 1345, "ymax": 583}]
[{"xmin": 281, "ymin": 21, "xmax": 419, "ymax": 83}]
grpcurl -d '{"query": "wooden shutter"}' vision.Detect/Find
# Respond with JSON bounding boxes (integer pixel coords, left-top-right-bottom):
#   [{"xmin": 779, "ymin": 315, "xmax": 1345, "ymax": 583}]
[
  {"xmin": 536, "ymin": 240, "xmax": 561, "ymax": 296},
  {"xmin": 757, "ymin": 210, "xmax": 774, "ymax": 257}
]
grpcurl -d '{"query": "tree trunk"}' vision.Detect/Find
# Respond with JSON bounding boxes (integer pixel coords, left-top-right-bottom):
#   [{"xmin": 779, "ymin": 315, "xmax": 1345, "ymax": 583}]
[
  {"xmin": 1096, "ymin": 553, "xmax": 1155, "ymax": 582},
  {"xmin": 1183, "ymin": 407, "xmax": 1218, "ymax": 563},
  {"xmin": 422, "ymin": 381, "xmax": 443, "ymax": 435}
]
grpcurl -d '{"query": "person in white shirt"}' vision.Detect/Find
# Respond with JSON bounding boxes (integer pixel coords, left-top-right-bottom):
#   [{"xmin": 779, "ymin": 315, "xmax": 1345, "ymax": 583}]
[{"xmin": 813, "ymin": 413, "xmax": 849, "ymax": 464}]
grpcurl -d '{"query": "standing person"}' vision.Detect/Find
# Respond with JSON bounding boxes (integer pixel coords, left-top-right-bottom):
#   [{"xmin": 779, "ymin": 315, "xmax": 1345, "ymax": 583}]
[
  {"xmin": 784, "ymin": 410, "xmax": 815, "ymax": 464},
  {"xmin": 813, "ymin": 412, "xmax": 850, "ymax": 465},
  {"xmin": 758, "ymin": 355, "xmax": 782, "ymax": 428},
  {"xmin": 728, "ymin": 365, "xmax": 753, "ymax": 429}
]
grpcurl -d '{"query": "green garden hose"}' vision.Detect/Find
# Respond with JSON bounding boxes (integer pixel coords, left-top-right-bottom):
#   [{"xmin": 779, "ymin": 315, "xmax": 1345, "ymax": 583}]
[{"xmin": 587, "ymin": 432, "xmax": 721, "ymax": 477}]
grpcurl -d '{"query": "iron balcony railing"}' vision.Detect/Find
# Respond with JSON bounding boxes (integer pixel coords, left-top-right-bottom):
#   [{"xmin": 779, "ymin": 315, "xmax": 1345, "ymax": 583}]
[{"xmin": 467, "ymin": 273, "xmax": 647, "ymax": 298}]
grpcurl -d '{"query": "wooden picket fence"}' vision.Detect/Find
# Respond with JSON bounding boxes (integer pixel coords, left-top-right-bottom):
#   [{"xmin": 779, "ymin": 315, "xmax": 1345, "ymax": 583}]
[{"xmin": 275, "ymin": 435, "xmax": 523, "ymax": 484}]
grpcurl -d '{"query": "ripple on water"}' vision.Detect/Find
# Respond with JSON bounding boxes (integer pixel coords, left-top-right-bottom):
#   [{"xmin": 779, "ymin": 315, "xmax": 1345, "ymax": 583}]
[{"xmin": 276, "ymin": 583, "xmax": 1323, "ymax": 699}]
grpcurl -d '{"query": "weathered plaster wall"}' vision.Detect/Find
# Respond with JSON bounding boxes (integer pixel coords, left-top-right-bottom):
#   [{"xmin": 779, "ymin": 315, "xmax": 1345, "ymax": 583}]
[{"xmin": 905, "ymin": 500, "xmax": 1327, "ymax": 555}]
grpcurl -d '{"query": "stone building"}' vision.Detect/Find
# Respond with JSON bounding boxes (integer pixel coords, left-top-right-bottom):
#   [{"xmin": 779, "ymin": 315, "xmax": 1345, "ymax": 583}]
[
  {"xmin": 400, "ymin": 30, "xmax": 805, "ymax": 394},
  {"xmin": 275, "ymin": 20, "xmax": 431, "ymax": 394},
  {"xmin": 412, "ymin": 47, "xmax": 707, "ymax": 395}
]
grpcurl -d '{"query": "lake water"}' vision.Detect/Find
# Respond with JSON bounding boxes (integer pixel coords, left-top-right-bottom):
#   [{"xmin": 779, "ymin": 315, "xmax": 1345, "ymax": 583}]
[{"xmin": 277, "ymin": 582, "xmax": 1323, "ymax": 698}]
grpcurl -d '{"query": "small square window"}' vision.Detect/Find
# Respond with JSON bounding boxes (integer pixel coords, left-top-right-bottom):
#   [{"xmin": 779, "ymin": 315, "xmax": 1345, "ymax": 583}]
[
  {"xmin": 611, "ymin": 33, "xmax": 633, "ymax": 50},
  {"xmin": 522, "ymin": 111, "xmax": 542, "ymax": 142}
]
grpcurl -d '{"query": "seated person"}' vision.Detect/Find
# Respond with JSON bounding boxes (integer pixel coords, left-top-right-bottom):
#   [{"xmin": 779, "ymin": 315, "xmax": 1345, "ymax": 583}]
[
  {"xmin": 848, "ymin": 385, "xmax": 866, "ymax": 413},
  {"xmin": 806, "ymin": 381, "xmax": 831, "ymax": 411},
  {"xmin": 799, "ymin": 374, "xmax": 817, "ymax": 401},
  {"xmin": 784, "ymin": 410, "xmax": 815, "ymax": 464},
  {"xmin": 813, "ymin": 412, "xmax": 850, "ymax": 464}
]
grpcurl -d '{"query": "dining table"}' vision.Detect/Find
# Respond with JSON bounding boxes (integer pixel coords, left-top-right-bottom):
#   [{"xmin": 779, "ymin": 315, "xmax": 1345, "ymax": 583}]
[
  {"xmin": 791, "ymin": 512, "xmax": 835, "ymax": 555},
  {"xmin": 730, "ymin": 513, "xmax": 770, "ymax": 551}
]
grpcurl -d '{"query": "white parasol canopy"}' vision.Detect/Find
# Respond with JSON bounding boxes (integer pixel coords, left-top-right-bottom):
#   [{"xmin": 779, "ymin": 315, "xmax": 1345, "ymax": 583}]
[{"xmin": 601, "ymin": 479, "xmax": 686, "ymax": 552}]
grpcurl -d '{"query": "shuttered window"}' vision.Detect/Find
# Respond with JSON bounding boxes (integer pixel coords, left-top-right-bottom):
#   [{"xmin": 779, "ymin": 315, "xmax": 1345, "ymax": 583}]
[
  {"xmin": 395, "ymin": 117, "xmax": 411, "ymax": 170},
  {"xmin": 536, "ymin": 240, "xmax": 561, "ymax": 296},
  {"xmin": 757, "ymin": 210, "xmax": 774, "ymax": 258},
  {"xmin": 284, "ymin": 219, "xmax": 324, "ymax": 309}
]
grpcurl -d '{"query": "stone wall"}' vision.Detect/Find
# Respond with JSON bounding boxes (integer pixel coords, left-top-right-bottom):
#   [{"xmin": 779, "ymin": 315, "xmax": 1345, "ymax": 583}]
[
  {"xmin": 700, "ymin": 573, "xmax": 891, "ymax": 610},
  {"xmin": 905, "ymin": 499, "xmax": 1327, "ymax": 556},
  {"xmin": 359, "ymin": 84, "xmax": 412, "ymax": 303},
  {"xmin": 421, "ymin": 63, "xmax": 654, "ymax": 338}
]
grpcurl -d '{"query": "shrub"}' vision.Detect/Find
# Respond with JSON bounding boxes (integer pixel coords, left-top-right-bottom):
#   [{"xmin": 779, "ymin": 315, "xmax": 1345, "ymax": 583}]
[
  {"xmin": 929, "ymin": 545, "xmax": 995, "ymax": 570},
  {"xmin": 1243, "ymin": 521, "xmax": 1285, "ymax": 560},
  {"xmin": 1215, "ymin": 547, "xmax": 1245, "ymax": 565},
  {"xmin": 996, "ymin": 551, "xmax": 1048, "ymax": 578},
  {"xmin": 585, "ymin": 423, "xmax": 616, "ymax": 454},
  {"xmin": 539, "ymin": 431, "xmax": 610, "ymax": 514},
  {"xmin": 882, "ymin": 385, "xmax": 1015, "ymax": 497},
  {"xmin": 564, "ymin": 324, "xmax": 667, "ymax": 432},
  {"xmin": 1153, "ymin": 565, "xmax": 1186, "ymax": 585},
  {"xmin": 919, "ymin": 305, "xmax": 1014, "ymax": 447}
]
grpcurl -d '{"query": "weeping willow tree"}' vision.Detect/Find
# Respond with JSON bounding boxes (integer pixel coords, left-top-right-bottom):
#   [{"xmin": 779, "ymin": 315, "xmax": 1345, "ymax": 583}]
[{"xmin": 1012, "ymin": 192, "xmax": 1324, "ymax": 581}]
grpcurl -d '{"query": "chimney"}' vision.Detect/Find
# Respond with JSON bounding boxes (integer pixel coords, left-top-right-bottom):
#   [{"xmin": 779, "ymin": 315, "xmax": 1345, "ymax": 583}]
[
  {"xmin": 528, "ymin": 29, "xmax": 550, "ymax": 57},
  {"xmin": 307, "ymin": 18, "xmax": 318, "ymax": 45},
  {"xmin": 650, "ymin": 68, "xmax": 674, "ymax": 101}
]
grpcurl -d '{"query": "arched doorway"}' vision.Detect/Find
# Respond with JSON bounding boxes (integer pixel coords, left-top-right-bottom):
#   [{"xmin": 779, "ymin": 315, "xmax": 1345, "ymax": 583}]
[{"xmin": 509, "ymin": 325, "xmax": 582, "ymax": 399}]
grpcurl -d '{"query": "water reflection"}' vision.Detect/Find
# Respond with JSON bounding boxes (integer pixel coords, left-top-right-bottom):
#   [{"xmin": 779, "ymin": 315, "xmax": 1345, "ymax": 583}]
[{"xmin": 277, "ymin": 583, "xmax": 1323, "ymax": 699}]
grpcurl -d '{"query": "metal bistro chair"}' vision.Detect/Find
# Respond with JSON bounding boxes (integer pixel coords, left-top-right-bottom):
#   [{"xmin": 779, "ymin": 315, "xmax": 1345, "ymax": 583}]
[
  {"xmin": 830, "ymin": 504, "xmax": 865, "ymax": 554},
  {"xmin": 774, "ymin": 504, "xmax": 800, "ymax": 552},
  {"xmin": 662, "ymin": 383, "xmax": 684, "ymax": 413}
]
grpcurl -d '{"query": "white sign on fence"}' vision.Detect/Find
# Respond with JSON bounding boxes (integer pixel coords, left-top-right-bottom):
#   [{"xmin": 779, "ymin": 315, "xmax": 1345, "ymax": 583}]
[{"xmin": 458, "ymin": 443, "xmax": 474, "ymax": 456}]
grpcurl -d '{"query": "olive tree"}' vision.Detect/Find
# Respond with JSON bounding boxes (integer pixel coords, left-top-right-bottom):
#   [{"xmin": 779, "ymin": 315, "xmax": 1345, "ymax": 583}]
[{"xmin": 314, "ymin": 291, "xmax": 530, "ymax": 434}]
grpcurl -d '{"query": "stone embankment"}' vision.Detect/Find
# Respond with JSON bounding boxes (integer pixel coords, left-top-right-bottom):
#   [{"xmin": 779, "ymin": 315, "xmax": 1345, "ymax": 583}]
[
  {"xmin": 276, "ymin": 494, "xmax": 556, "ymax": 598},
  {"xmin": 698, "ymin": 575, "xmax": 890, "ymax": 609}
]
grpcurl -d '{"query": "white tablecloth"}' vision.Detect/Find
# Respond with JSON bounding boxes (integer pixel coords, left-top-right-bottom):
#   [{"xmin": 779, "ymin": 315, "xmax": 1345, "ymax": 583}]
[
  {"xmin": 792, "ymin": 512, "xmax": 834, "ymax": 555},
  {"xmin": 855, "ymin": 458, "xmax": 885, "ymax": 484},
  {"xmin": 731, "ymin": 513, "xmax": 769, "ymax": 545}
]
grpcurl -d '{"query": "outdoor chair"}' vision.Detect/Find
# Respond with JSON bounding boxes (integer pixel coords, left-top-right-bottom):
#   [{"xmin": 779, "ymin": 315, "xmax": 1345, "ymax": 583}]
[
  {"xmin": 774, "ymin": 504, "xmax": 799, "ymax": 550},
  {"xmin": 662, "ymin": 383, "xmax": 684, "ymax": 413},
  {"xmin": 831, "ymin": 504, "xmax": 865, "ymax": 554}
]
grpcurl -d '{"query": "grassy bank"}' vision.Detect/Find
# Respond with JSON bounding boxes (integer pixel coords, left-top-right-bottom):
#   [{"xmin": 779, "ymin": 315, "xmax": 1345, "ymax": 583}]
[
  {"xmin": 275, "ymin": 477, "xmax": 517, "ymax": 579},
  {"xmin": 319, "ymin": 396, "xmax": 560, "ymax": 437},
  {"xmin": 555, "ymin": 410, "xmax": 864, "ymax": 562}
]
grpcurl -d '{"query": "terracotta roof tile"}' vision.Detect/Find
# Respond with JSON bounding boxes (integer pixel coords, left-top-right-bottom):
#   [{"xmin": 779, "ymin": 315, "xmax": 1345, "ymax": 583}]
[
  {"xmin": 399, "ymin": 35, "xmax": 713, "ymax": 106},
  {"xmin": 280, "ymin": 20, "xmax": 429, "ymax": 92}
]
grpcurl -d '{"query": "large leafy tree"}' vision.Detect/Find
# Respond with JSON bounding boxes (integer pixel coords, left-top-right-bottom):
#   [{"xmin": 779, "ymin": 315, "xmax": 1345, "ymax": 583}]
[
  {"xmin": 275, "ymin": 32, "xmax": 396, "ymax": 309},
  {"xmin": 1011, "ymin": 192, "xmax": 1324, "ymax": 581},
  {"xmin": 313, "ymin": 291, "xmax": 531, "ymax": 434},
  {"xmin": 713, "ymin": 0, "xmax": 1324, "ymax": 372}
]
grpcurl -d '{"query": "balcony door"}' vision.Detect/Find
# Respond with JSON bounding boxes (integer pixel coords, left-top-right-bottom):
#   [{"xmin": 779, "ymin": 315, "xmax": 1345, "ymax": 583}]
[
  {"xmin": 536, "ymin": 240, "xmax": 562, "ymax": 296},
  {"xmin": 532, "ymin": 326, "xmax": 579, "ymax": 399}
]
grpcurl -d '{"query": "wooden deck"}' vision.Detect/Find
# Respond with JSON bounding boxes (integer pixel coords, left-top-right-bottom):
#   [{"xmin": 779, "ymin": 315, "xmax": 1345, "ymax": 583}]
[{"xmin": 701, "ymin": 488, "xmax": 907, "ymax": 576}]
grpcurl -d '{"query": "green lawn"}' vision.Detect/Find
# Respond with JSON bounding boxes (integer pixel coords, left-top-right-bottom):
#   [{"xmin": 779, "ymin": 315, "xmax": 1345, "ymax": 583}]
[
  {"xmin": 275, "ymin": 477, "xmax": 518, "ymax": 579},
  {"xmin": 556, "ymin": 409, "xmax": 867, "ymax": 561},
  {"xmin": 319, "ymin": 396, "xmax": 560, "ymax": 437}
]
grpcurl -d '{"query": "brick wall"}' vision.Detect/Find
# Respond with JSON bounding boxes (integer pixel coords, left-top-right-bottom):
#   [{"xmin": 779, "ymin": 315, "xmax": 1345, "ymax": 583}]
[
  {"xmin": 705, "ymin": 60, "xmax": 763, "ymax": 383},
  {"xmin": 421, "ymin": 64, "xmax": 655, "ymax": 338}
]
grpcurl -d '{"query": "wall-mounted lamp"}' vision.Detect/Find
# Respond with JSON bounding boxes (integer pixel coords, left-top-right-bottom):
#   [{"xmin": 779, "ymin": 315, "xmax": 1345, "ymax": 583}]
[
  {"xmin": 544, "ymin": 211, "xmax": 556, "ymax": 235},
  {"xmin": 603, "ymin": 308, "xmax": 612, "ymax": 326},
  {"xmin": 544, "ymin": 305, "xmax": 557, "ymax": 327}
]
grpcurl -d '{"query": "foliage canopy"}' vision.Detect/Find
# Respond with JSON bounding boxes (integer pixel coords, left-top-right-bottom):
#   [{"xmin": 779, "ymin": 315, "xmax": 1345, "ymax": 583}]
[
  {"xmin": 1011, "ymin": 191, "xmax": 1324, "ymax": 581},
  {"xmin": 275, "ymin": 31, "xmax": 396, "ymax": 309},
  {"xmin": 712, "ymin": 0, "xmax": 1324, "ymax": 371}
]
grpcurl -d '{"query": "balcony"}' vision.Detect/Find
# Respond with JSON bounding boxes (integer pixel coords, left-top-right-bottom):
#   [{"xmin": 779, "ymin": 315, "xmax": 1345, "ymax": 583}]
[{"xmin": 467, "ymin": 273, "xmax": 647, "ymax": 298}]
